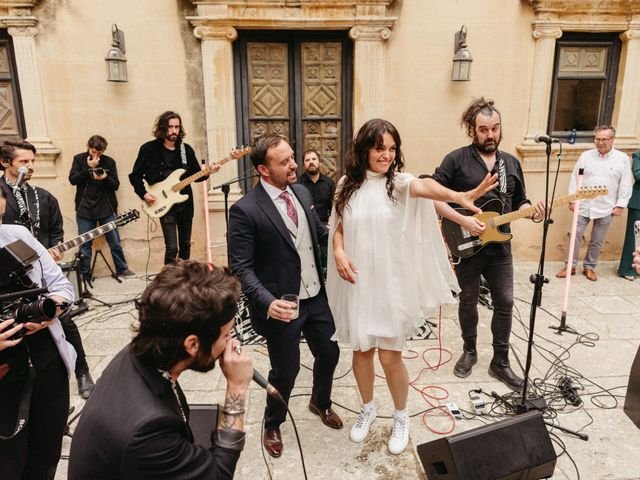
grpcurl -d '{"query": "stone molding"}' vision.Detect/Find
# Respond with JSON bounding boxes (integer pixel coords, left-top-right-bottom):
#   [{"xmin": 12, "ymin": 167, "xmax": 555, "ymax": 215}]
[
  {"xmin": 519, "ymin": 0, "xmax": 640, "ymax": 166},
  {"xmin": 525, "ymin": 0, "xmax": 640, "ymax": 16},
  {"xmin": 349, "ymin": 25, "xmax": 391, "ymax": 41},
  {"xmin": 193, "ymin": 25, "xmax": 238, "ymax": 41},
  {"xmin": 0, "ymin": 0, "xmax": 60, "ymax": 169}
]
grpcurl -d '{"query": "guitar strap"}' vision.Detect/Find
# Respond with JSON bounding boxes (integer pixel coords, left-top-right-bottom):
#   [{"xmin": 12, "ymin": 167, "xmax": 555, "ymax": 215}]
[
  {"xmin": 180, "ymin": 142, "xmax": 187, "ymax": 167},
  {"xmin": 497, "ymin": 154, "xmax": 507, "ymax": 203}
]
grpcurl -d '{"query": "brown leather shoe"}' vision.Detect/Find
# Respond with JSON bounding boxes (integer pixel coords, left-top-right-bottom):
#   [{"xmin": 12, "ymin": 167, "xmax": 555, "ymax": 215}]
[
  {"xmin": 308, "ymin": 401, "xmax": 344, "ymax": 429},
  {"xmin": 583, "ymin": 268, "xmax": 597, "ymax": 281},
  {"xmin": 263, "ymin": 428, "xmax": 283, "ymax": 458},
  {"xmin": 556, "ymin": 266, "xmax": 576, "ymax": 278}
]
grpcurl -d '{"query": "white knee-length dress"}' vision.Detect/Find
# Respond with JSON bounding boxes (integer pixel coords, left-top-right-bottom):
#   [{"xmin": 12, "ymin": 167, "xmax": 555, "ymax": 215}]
[{"xmin": 326, "ymin": 170, "xmax": 459, "ymax": 352}]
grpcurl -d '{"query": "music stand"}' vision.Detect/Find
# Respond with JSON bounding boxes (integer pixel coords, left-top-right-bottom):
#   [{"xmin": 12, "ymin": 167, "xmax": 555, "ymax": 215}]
[{"xmin": 90, "ymin": 248, "xmax": 121, "ymax": 284}]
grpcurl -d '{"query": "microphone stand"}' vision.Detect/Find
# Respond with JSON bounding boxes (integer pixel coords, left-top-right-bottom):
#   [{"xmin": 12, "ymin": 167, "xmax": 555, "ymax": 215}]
[
  {"xmin": 210, "ymin": 172, "xmax": 259, "ymax": 234},
  {"xmin": 516, "ymin": 139, "xmax": 555, "ymax": 414}
]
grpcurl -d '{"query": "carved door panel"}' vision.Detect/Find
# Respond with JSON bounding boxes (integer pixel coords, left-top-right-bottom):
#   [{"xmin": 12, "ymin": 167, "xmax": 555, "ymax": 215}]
[
  {"xmin": 235, "ymin": 32, "xmax": 352, "ymax": 191},
  {"xmin": 0, "ymin": 34, "xmax": 25, "ymax": 141}
]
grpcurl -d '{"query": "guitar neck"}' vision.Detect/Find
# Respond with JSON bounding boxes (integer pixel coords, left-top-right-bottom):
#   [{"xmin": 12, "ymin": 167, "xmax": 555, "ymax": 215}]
[
  {"xmin": 171, "ymin": 156, "xmax": 231, "ymax": 193},
  {"xmin": 490, "ymin": 193, "xmax": 581, "ymax": 227},
  {"xmin": 51, "ymin": 222, "xmax": 117, "ymax": 254}
]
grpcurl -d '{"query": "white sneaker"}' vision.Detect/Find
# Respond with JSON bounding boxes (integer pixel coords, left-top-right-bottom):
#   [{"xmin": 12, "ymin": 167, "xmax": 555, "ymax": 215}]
[
  {"xmin": 388, "ymin": 411, "xmax": 410, "ymax": 454},
  {"xmin": 350, "ymin": 406, "xmax": 376, "ymax": 443}
]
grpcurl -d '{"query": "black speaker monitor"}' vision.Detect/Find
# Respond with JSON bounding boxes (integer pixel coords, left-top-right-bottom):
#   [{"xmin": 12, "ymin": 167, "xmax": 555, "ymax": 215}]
[
  {"xmin": 417, "ymin": 411, "xmax": 556, "ymax": 480},
  {"xmin": 623, "ymin": 343, "xmax": 640, "ymax": 429}
]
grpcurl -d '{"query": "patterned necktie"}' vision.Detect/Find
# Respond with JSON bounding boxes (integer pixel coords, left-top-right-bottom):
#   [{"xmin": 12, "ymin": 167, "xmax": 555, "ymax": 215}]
[{"xmin": 279, "ymin": 191, "xmax": 298, "ymax": 227}]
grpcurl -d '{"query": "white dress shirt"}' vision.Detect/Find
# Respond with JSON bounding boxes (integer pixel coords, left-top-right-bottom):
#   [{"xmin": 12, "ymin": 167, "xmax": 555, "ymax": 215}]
[{"xmin": 568, "ymin": 147, "xmax": 633, "ymax": 219}]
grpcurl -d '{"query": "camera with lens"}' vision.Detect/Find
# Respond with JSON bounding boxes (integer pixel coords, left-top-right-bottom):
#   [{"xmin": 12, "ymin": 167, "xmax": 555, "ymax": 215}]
[
  {"xmin": 1, "ymin": 297, "xmax": 57, "ymax": 339},
  {"xmin": 89, "ymin": 167, "xmax": 108, "ymax": 176},
  {"xmin": 0, "ymin": 239, "xmax": 55, "ymax": 340}
]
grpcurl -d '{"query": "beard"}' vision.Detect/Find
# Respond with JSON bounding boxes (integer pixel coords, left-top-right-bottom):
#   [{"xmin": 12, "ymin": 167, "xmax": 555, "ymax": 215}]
[
  {"xmin": 165, "ymin": 132, "xmax": 178, "ymax": 143},
  {"xmin": 189, "ymin": 345, "xmax": 217, "ymax": 373},
  {"xmin": 474, "ymin": 135, "xmax": 501, "ymax": 154},
  {"xmin": 305, "ymin": 165, "xmax": 319, "ymax": 175}
]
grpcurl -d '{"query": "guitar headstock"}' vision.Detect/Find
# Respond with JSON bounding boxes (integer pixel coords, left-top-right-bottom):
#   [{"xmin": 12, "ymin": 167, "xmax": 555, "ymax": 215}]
[
  {"xmin": 114, "ymin": 209, "xmax": 141, "ymax": 227},
  {"xmin": 575, "ymin": 186, "xmax": 609, "ymax": 200}
]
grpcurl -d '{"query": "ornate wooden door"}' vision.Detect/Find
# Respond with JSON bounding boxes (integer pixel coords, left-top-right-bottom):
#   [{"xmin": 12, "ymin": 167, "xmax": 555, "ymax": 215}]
[{"xmin": 234, "ymin": 31, "xmax": 352, "ymax": 191}]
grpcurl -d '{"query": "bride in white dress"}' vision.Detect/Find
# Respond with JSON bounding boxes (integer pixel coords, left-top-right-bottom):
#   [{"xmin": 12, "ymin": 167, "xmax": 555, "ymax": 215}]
[{"xmin": 326, "ymin": 118, "xmax": 496, "ymax": 455}]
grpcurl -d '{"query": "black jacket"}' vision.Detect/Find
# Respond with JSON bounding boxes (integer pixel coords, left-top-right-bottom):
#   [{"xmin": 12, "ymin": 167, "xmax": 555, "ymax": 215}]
[
  {"xmin": 69, "ymin": 347, "xmax": 244, "ymax": 480},
  {"xmin": 129, "ymin": 139, "xmax": 203, "ymax": 217},
  {"xmin": 69, "ymin": 152, "xmax": 119, "ymax": 219},
  {"xmin": 0, "ymin": 176, "xmax": 64, "ymax": 248}
]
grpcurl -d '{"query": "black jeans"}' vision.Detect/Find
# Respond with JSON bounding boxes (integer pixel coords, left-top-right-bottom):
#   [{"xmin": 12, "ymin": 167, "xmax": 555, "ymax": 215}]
[
  {"xmin": 58, "ymin": 311, "xmax": 89, "ymax": 376},
  {"xmin": 159, "ymin": 212, "xmax": 193, "ymax": 264},
  {"xmin": 263, "ymin": 293, "xmax": 340, "ymax": 430},
  {"xmin": 454, "ymin": 252, "xmax": 514, "ymax": 353}
]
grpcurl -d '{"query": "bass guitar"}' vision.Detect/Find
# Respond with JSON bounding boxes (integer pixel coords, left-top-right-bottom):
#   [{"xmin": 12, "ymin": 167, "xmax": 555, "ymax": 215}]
[
  {"xmin": 142, "ymin": 146, "xmax": 252, "ymax": 218},
  {"xmin": 441, "ymin": 187, "xmax": 608, "ymax": 258},
  {"xmin": 48, "ymin": 209, "xmax": 140, "ymax": 256}
]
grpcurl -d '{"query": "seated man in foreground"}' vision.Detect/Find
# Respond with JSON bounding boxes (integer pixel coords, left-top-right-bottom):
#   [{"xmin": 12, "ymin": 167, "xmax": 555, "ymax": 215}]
[{"xmin": 69, "ymin": 260, "xmax": 252, "ymax": 480}]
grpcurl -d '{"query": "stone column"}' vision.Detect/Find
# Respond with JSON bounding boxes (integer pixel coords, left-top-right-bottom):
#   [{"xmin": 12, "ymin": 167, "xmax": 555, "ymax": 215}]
[
  {"xmin": 193, "ymin": 26, "xmax": 240, "ymax": 200},
  {"xmin": 349, "ymin": 26, "xmax": 392, "ymax": 130},
  {"xmin": 616, "ymin": 26, "xmax": 640, "ymax": 141},
  {"xmin": 8, "ymin": 24, "xmax": 60, "ymax": 174},
  {"xmin": 523, "ymin": 25, "xmax": 563, "ymax": 143}
]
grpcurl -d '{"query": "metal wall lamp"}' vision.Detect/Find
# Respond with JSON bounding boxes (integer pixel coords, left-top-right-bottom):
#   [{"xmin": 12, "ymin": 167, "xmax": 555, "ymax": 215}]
[
  {"xmin": 452, "ymin": 25, "xmax": 472, "ymax": 81},
  {"xmin": 105, "ymin": 24, "xmax": 127, "ymax": 82}
]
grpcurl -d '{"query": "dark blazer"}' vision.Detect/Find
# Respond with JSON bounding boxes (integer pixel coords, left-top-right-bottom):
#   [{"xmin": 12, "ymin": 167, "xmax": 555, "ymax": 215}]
[
  {"xmin": 227, "ymin": 182, "xmax": 327, "ymax": 336},
  {"xmin": 629, "ymin": 151, "xmax": 640, "ymax": 210},
  {"xmin": 69, "ymin": 347, "xmax": 242, "ymax": 480},
  {"xmin": 0, "ymin": 176, "xmax": 63, "ymax": 248},
  {"xmin": 69, "ymin": 152, "xmax": 119, "ymax": 215}
]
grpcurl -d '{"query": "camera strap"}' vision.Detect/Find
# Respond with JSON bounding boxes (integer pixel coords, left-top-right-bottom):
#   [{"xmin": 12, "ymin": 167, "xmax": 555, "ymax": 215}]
[{"xmin": 0, "ymin": 357, "xmax": 35, "ymax": 440}]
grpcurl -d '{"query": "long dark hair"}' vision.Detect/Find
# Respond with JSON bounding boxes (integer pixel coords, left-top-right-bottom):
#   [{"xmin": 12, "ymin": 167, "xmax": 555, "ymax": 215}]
[
  {"xmin": 334, "ymin": 119, "xmax": 404, "ymax": 218},
  {"xmin": 153, "ymin": 111, "xmax": 186, "ymax": 141}
]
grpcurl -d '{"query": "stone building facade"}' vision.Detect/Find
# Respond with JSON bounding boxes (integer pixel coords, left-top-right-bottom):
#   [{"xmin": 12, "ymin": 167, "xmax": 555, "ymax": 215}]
[{"xmin": 1, "ymin": 0, "xmax": 638, "ymax": 271}]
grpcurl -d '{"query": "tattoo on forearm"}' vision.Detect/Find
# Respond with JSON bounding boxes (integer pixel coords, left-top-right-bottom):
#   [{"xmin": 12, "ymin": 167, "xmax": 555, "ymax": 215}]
[{"xmin": 220, "ymin": 393, "xmax": 245, "ymax": 431}]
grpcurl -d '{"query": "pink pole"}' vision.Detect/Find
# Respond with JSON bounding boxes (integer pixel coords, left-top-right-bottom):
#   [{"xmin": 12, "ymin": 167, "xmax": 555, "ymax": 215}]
[
  {"xmin": 200, "ymin": 162, "xmax": 214, "ymax": 270},
  {"xmin": 560, "ymin": 170, "xmax": 584, "ymax": 317}
]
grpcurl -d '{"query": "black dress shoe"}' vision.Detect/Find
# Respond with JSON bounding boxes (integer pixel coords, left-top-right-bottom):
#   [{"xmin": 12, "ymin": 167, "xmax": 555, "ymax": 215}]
[
  {"xmin": 77, "ymin": 372, "xmax": 95, "ymax": 399},
  {"xmin": 489, "ymin": 361, "xmax": 524, "ymax": 391}
]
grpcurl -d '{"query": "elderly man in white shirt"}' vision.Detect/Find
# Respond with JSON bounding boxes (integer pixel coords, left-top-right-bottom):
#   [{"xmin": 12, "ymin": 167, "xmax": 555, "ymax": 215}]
[{"xmin": 556, "ymin": 125, "xmax": 633, "ymax": 281}]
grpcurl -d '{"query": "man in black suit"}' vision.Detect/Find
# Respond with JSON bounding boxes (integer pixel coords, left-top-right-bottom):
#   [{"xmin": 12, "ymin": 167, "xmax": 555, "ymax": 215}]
[
  {"xmin": 228, "ymin": 134, "xmax": 343, "ymax": 458},
  {"xmin": 69, "ymin": 261, "xmax": 253, "ymax": 480}
]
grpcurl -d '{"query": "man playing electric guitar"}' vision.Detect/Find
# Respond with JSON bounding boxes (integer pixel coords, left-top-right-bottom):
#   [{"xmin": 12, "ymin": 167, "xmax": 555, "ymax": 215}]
[
  {"xmin": 129, "ymin": 111, "xmax": 219, "ymax": 264},
  {"xmin": 432, "ymin": 98, "xmax": 544, "ymax": 391}
]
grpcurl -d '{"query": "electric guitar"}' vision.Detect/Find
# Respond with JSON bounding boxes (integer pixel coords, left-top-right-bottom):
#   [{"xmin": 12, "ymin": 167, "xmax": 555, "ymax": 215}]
[
  {"xmin": 441, "ymin": 187, "xmax": 608, "ymax": 258},
  {"xmin": 48, "ymin": 209, "xmax": 140, "ymax": 256},
  {"xmin": 141, "ymin": 146, "xmax": 252, "ymax": 218}
]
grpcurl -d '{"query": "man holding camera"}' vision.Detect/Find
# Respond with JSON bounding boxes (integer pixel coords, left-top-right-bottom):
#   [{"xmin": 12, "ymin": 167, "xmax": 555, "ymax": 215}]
[
  {"xmin": 0, "ymin": 187, "xmax": 76, "ymax": 480},
  {"xmin": 69, "ymin": 135, "xmax": 134, "ymax": 281},
  {"xmin": 69, "ymin": 260, "xmax": 252, "ymax": 479}
]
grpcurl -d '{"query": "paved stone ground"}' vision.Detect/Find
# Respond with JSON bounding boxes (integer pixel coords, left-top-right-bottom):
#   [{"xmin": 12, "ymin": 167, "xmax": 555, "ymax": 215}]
[{"xmin": 55, "ymin": 261, "xmax": 640, "ymax": 479}]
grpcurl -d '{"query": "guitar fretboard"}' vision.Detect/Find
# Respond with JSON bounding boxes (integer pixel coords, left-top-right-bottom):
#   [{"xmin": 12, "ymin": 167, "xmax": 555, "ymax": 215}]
[
  {"xmin": 487, "ymin": 190, "xmax": 606, "ymax": 228},
  {"xmin": 50, "ymin": 222, "xmax": 116, "ymax": 254},
  {"xmin": 171, "ymin": 155, "xmax": 234, "ymax": 193}
]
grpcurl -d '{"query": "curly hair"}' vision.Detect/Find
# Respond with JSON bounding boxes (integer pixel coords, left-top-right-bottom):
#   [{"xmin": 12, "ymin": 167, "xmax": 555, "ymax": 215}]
[
  {"xmin": 460, "ymin": 97, "xmax": 502, "ymax": 139},
  {"xmin": 131, "ymin": 260, "xmax": 240, "ymax": 370},
  {"xmin": 153, "ymin": 111, "xmax": 186, "ymax": 142},
  {"xmin": 333, "ymin": 119, "xmax": 404, "ymax": 218}
]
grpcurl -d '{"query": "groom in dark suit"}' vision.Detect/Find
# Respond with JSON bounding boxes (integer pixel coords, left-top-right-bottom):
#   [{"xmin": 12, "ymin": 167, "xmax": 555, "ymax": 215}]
[{"xmin": 228, "ymin": 134, "xmax": 342, "ymax": 458}]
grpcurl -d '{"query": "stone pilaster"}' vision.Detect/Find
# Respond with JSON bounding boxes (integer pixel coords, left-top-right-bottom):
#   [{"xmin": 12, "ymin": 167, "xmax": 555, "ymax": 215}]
[
  {"xmin": 524, "ymin": 25, "xmax": 563, "ymax": 143},
  {"xmin": 7, "ymin": 20, "xmax": 60, "ymax": 176},
  {"xmin": 349, "ymin": 25, "xmax": 392, "ymax": 130},
  {"xmin": 615, "ymin": 27, "xmax": 640, "ymax": 142},
  {"xmin": 193, "ymin": 25, "xmax": 241, "ymax": 206}
]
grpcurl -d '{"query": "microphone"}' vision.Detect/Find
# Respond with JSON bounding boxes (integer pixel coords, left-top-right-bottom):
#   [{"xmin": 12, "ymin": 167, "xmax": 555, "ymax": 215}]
[
  {"xmin": 533, "ymin": 134, "xmax": 560, "ymax": 144},
  {"xmin": 15, "ymin": 166, "xmax": 28, "ymax": 188},
  {"xmin": 252, "ymin": 369, "xmax": 284, "ymax": 402}
]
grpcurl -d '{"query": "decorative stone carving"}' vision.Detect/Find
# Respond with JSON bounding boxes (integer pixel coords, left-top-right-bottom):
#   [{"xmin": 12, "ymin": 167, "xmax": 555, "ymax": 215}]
[
  {"xmin": 349, "ymin": 26, "xmax": 392, "ymax": 42},
  {"xmin": 193, "ymin": 25, "xmax": 237, "ymax": 41},
  {"xmin": 531, "ymin": 26, "xmax": 562, "ymax": 40},
  {"xmin": 525, "ymin": 0, "xmax": 640, "ymax": 15}
]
